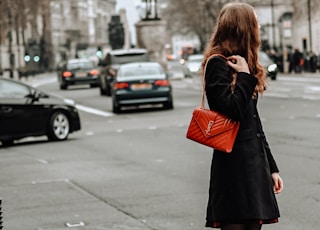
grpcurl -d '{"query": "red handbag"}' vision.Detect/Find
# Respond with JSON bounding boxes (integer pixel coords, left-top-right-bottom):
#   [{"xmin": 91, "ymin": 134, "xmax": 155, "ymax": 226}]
[{"xmin": 186, "ymin": 54, "xmax": 240, "ymax": 153}]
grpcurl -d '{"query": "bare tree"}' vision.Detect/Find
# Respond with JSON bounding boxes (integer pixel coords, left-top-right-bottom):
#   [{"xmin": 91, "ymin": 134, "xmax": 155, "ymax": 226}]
[{"xmin": 161, "ymin": 0, "xmax": 224, "ymax": 51}]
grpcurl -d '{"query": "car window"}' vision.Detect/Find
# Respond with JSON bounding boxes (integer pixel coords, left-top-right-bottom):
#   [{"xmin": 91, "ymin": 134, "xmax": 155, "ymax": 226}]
[
  {"xmin": 259, "ymin": 51, "xmax": 273, "ymax": 65},
  {"xmin": 0, "ymin": 79, "xmax": 31, "ymax": 98},
  {"xmin": 120, "ymin": 66, "xmax": 163, "ymax": 77},
  {"xmin": 67, "ymin": 61, "xmax": 95, "ymax": 70},
  {"xmin": 188, "ymin": 55, "xmax": 203, "ymax": 62}
]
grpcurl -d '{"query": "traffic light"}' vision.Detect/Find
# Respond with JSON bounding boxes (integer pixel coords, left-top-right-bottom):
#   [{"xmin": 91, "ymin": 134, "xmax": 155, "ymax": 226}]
[
  {"xmin": 96, "ymin": 46, "xmax": 103, "ymax": 59},
  {"xmin": 24, "ymin": 39, "xmax": 41, "ymax": 73},
  {"xmin": 33, "ymin": 55, "xmax": 40, "ymax": 62},
  {"xmin": 24, "ymin": 53, "xmax": 31, "ymax": 62}
]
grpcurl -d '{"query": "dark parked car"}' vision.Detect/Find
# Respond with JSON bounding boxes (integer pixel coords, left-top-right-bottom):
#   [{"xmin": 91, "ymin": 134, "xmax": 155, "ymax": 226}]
[
  {"xmin": 57, "ymin": 58, "xmax": 100, "ymax": 90},
  {"xmin": 98, "ymin": 48, "xmax": 149, "ymax": 96},
  {"xmin": 0, "ymin": 78, "xmax": 81, "ymax": 146},
  {"xmin": 259, "ymin": 51, "xmax": 278, "ymax": 80},
  {"xmin": 111, "ymin": 62, "xmax": 174, "ymax": 113}
]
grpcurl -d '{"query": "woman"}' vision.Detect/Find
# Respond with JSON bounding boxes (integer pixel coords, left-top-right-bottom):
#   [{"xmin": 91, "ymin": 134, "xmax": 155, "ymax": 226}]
[{"xmin": 201, "ymin": 3, "xmax": 283, "ymax": 230}]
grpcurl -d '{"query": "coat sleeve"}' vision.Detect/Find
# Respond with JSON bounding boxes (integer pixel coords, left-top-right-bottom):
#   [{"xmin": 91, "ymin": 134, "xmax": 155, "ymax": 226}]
[
  {"xmin": 262, "ymin": 132, "xmax": 280, "ymax": 173},
  {"xmin": 205, "ymin": 56, "xmax": 258, "ymax": 121}
]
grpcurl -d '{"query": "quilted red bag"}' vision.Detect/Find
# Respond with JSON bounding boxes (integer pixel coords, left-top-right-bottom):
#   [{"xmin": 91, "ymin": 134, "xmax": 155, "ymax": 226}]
[{"xmin": 186, "ymin": 54, "xmax": 240, "ymax": 153}]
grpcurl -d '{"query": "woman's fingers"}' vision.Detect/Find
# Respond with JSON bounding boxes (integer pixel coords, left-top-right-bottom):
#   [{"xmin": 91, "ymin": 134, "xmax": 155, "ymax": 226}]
[{"xmin": 227, "ymin": 55, "xmax": 250, "ymax": 73}]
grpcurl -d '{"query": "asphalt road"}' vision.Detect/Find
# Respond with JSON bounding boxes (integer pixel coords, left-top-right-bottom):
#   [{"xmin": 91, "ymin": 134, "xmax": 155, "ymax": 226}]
[{"xmin": 1, "ymin": 70, "xmax": 320, "ymax": 230}]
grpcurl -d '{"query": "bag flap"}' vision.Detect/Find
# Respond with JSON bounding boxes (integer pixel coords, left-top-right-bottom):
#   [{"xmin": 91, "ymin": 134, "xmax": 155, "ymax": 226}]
[{"xmin": 192, "ymin": 107, "xmax": 237, "ymax": 137}]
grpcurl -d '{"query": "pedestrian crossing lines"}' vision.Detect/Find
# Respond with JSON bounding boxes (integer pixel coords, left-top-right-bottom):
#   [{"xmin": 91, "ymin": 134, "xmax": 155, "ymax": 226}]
[{"xmin": 265, "ymin": 76, "xmax": 320, "ymax": 100}]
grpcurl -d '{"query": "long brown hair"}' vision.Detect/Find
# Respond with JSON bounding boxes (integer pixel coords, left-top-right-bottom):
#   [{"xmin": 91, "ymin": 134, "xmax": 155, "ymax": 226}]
[{"xmin": 201, "ymin": 2, "xmax": 266, "ymax": 94}]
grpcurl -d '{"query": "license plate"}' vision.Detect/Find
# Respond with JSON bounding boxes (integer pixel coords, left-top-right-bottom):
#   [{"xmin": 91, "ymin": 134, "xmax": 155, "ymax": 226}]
[
  {"xmin": 75, "ymin": 72, "xmax": 87, "ymax": 77},
  {"xmin": 131, "ymin": 83, "xmax": 152, "ymax": 90}
]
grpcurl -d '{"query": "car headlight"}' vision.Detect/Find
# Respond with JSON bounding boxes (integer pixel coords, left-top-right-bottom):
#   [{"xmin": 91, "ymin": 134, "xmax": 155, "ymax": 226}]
[
  {"xmin": 188, "ymin": 65, "xmax": 200, "ymax": 72},
  {"xmin": 268, "ymin": 64, "xmax": 277, "ymax": 72}
]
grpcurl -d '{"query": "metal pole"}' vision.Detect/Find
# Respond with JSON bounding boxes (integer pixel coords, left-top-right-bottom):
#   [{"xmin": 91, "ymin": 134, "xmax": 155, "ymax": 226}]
[
  {"xmin": 7, "ymin": 5, "xmax": 14, "ymax": 78},
  {"xmin": 308, "ymin": 0, "xmax": 312, "ymax": 51},
  {"xmin": 15, "ymin": 14, "xmax": 21, "ymax": 68},
  {"xmin": 271, "ymin": 0, "xmax": 276, "ymax": 49},
  {"xmin": 0, "ymin": 22, "xmax": 2, "ymax": 75},
  {"xmin": 154, "ymin": 0, "xmax": 159, "ymax": 19}
]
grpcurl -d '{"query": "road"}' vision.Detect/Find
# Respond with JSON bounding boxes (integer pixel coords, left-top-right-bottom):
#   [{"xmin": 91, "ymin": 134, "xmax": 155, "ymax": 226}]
[{"xmin": 0, "ymin": 69, "xmax": 320, "ymax": 230}]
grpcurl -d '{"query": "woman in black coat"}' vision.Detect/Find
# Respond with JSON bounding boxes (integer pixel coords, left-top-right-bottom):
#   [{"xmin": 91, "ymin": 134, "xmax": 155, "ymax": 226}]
[{"xmin": 200, "ymin": 3, "xmax": 283, "ymax": 230}]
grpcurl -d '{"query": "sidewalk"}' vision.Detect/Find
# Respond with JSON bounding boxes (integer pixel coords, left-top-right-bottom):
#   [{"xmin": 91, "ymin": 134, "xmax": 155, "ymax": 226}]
[
  {"xmin": 1, "ymin": 70, "xmax": 56, "ymax": 87},
  {"xmin": 278, "ymin": 71, "xmax": 320, "ymax": 78}
]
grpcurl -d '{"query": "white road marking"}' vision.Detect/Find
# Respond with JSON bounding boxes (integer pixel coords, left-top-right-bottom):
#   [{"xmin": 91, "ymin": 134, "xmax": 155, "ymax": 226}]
[
  {"xmin": 76, "ymin": 104, "xmax": 113, "ymax": 117},
  {"xmin": 36, "ymin": 159, "xmax": 48, "ymax": 164}
]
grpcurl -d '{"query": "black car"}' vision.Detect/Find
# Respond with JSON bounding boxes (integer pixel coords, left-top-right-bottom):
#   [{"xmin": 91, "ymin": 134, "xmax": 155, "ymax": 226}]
[
  {"xmin": 57, "ymin": 58, "xmax": 100, "ymax": 89},
  {"xmin": 98, "ymin": 48, "xmax": 149, "ymax": 96},
  {"xmin": 111, "ymin": 62, "xmax": 174, "ymax": 113},
  {"xmin": 0, "ymin": 78, "xmax": 81, "ymax": 146}
]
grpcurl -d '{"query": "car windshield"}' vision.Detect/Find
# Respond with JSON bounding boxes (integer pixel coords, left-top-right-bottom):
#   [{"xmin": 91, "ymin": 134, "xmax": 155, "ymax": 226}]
[{"xmin": 67, "ymin": 60, "xmax": 95, "ymax": 70}]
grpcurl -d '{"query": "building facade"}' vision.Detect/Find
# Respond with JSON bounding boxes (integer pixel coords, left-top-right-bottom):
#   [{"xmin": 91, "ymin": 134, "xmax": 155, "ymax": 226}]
[
  {"xmin": 50, "ymin": 0, "xmax": 117, "ymax": 65},
  {"xmin": 292, "ymin": 0, "xmax": 320, "ymax": 54},
  {"xmin": 0, "ymin": 0, "xmax": 117, "ymax": 77}
]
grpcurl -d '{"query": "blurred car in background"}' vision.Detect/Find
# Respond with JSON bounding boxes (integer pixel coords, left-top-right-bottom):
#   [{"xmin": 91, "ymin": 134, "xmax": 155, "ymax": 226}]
[
  {"xmin": 57, "ymin": 58, "xmax": 100, "ymax": 90},
  {"xmin": 0, "ymin": 78, "xmax": 81, "ymax": 146},
  {"xmin": 183, "ymin": 54, "xmax": 204, "ymax": 78},
  {"xmin": 111, "ymin": 62, "xmax": 173, "ymax": 113},
  {"xmin": 259, "ymin": 51, "xmax": 278, "ymax": 80},
  {"xmin": 98, "ymin": 48, "xmax": 149, "ymax": 96}
]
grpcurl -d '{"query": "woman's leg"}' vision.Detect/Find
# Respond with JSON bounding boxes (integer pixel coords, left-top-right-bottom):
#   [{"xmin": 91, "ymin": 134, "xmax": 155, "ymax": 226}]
[
  {"xmin": 221, "ymin": 224, "xmax": 246, "ymax": 230},
  {"xmin": 245, "ymin": 224, "xmax": 262, "ymax": 230}
]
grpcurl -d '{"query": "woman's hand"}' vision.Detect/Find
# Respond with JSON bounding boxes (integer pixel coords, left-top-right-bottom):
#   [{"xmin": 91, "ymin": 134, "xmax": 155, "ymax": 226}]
[
  {"xmin": 227, "ymin": 55, "xmax": 250, "ymax": 74},
  {"xmin": 272, "ymin": 172, "xmax": 284, "ymax": 194}
]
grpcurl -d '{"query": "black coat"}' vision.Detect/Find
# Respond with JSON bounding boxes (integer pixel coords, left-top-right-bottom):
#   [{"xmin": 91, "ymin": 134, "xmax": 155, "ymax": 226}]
[{"xmin": 204, "ymin": 56, "xmax": 280, "ymax": 227}]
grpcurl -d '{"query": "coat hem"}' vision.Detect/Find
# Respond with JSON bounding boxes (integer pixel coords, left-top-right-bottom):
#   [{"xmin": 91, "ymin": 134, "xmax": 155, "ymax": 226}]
[{"xmin": 205, "ymin": 218, "xmax": 279, "ymax": 228}]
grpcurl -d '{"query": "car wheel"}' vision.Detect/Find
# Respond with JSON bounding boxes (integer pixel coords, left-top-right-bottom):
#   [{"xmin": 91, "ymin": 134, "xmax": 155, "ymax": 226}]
[
  {"xmin": 163, "ymin": 100, "xmax": 174, "ymax": 110},
  {"xmin": 60, "ymin": 83, "xmax": 68, "ymax": 90},
  {"xmin": 106, "ymin": 84, "xmax": 111, "ymax": 96},
  {"xmin": 90, "ymin": 83, "xmax": 98, "ymax": 88},
  {"xmin": 112, "ymin": 101, "xmax": 121, "ymax": 114},
  {"xmin": 1, "ymin": 140, "xmax": 14, "ymax": 147},
  {"xmin": 47, "ymin": 111, "xmax": 70, "ymax": 141}
]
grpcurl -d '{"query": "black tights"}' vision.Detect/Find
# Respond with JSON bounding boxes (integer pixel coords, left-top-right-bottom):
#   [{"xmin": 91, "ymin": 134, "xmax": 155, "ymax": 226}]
[{"xmin": 221, "ymin": 223, "xmax": 262, "ymax": 230}]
